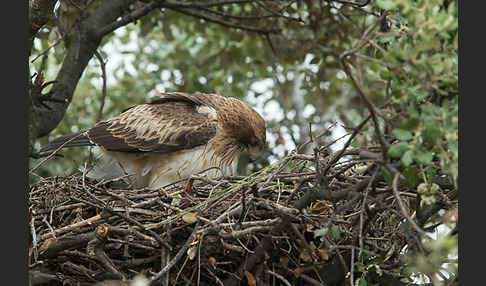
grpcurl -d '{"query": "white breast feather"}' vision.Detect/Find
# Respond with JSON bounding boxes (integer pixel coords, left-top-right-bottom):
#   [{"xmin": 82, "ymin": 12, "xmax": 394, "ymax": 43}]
[{"xmin": 86, "ymin": 142, "xmax": 239, "ymax": 190}]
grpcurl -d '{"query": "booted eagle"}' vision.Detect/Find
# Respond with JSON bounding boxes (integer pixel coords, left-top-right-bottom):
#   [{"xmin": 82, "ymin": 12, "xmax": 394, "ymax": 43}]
[{"xmin": 40, "ymin": 92, "xmax": 266, "ymax": 189}]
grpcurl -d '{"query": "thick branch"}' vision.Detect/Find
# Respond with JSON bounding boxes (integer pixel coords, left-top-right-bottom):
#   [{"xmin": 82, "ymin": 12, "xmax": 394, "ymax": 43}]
[
  {"xmin": 164, "ymin": 0, "xmax": 256, "ymax": 8},
  {"xmin": 166, "ymin": 5, "xmax": 281, "ymax": 34},
  {"xmin": 29, "ymin": 0, "xmax": 136, "ymax": 140},
  {"xmin": 29, "ymin": 0, "xmax": 57, "ymax": 53},
  {"xmin": 29, "ymin": 0, "xmax": 290, "ymax": 143},
  {"xmin": 97, "ymin": 0, "xmax": 164, "ymax": 36}
]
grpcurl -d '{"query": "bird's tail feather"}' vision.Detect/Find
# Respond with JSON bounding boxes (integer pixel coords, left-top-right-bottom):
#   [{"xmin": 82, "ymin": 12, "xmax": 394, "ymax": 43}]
[{"xmin": 40, "ymin": 132, "xmax": 94, "ymax": 153}]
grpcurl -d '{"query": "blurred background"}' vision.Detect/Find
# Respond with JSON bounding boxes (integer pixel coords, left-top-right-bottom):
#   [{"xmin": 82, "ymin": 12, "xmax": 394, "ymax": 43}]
[
  {"xmin": 28, "ymin": 1, "xmax": 458, "ymax": 284},
  {"xmin": 29, "ymin": 1, "xmax": 392, "ymax": 179}
]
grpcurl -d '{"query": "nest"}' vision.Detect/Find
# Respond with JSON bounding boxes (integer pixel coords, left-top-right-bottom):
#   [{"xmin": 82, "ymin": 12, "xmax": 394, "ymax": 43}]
[{"xmin": 29, "ymin": 146, "xmax": 423, "ymax": 286}]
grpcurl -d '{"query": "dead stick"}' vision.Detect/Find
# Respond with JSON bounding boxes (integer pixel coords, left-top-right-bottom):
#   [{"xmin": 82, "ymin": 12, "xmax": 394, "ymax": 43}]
[
  {"xmin": 94, "ymin": 50, "xmax": 107, "ymax": 122},
  {"xmin": 37, "ymin": 214, "xmax": 101, "ymax": 242},
  {"xmin": 29, "ymin": 133, "xmax": 84, "ymax": 174},
  {"xmin": 392, "ymin": 173, "xmax": 426, "ymax": 235},
  {"xmin": 150, "ymin": 224, "xmax": 199, "ymax": 284}
]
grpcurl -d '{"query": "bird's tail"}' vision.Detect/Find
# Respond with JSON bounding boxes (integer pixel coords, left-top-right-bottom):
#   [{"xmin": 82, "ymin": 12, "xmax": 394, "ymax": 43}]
[{"xmin": 40, "ymin": 132, "xmax": 94, "ymax": 153}]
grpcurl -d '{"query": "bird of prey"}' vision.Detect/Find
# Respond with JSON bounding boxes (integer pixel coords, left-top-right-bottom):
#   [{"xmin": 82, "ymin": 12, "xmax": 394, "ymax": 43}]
[{"xmin": 40, "ymin": 92, "xmax": 266, "ymax": 189}]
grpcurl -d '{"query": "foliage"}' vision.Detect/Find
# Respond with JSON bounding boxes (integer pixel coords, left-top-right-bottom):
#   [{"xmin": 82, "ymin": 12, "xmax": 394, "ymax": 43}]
[
  {"xmin": 376, "ymin": 0, "xmax": 458, "ymax": 187},
  {"xmin": 28, "ymin": 0, "xmax": 458, "ymax": 285}
]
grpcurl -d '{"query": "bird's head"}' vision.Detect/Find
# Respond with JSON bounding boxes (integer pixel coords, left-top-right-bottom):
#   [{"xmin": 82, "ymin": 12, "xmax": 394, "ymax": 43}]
[
  {"xmin": 240, "ymin": 113, "xmax": 266, "ymax": 159},
  {"xmin": 218, "ymin": 97, "xmax": 266, "ymax": 158}
]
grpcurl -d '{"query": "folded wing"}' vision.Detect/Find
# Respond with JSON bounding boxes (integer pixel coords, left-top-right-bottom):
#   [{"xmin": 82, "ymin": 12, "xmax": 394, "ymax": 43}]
[{"xmin": 40, "ymin": 93, "xmax": 219, "ymax": 154}]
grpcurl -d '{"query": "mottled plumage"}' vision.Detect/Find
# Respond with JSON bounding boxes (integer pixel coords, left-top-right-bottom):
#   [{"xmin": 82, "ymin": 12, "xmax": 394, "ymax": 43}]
[{"xmin": 41, "ymin": 92, "xmax": 266, "ymax": 189}]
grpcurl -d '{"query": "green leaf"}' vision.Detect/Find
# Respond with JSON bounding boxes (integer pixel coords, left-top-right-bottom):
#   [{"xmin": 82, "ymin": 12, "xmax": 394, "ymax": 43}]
[
  {"xmin": 415, "ymin": 151, "xmax": 434, "ymax": 164},
  {"xmin": 403, "ymin": 118, "xmax": 420, "ymax": 130},
  {"xmin": 314, "ymin": 227, "xmax": 329, "ymax": 238},
  {"xmin": 388, "ymin": 142, "xmax": 409, "ymax": 158},
  {"xmin": 331, "ymin": 224, "xmax": 341, "ymax": 240},
  {"xmin": 415, "ymin": 90, "xmax": 429, "ymax": 102},
  {"xmin": 357, "ymin": 277, "xmax": 368, "ymax": 286},
  {"xmin": 401, "ymin": 150, "xmax": 414, "ymax": 166},
  {"xmin": 382, "ymin": 167, "xmax": 393, "ymax": 186},
  {"xmin": 378, "ymin": 36, "xmax": 394, "ymax": 44},
  {"xmin": 422, "ymin": 123, "xmax": 441, "ymax": 145},
  {"xmin": 400, "ymin": 277, "xmax": 413, "ymax": 284},
  {"xmin": 376, "ymin": 0, "xmax": 397, "ymax": 10},
  {"xmin": 426, "ymin": 167, "xmax": 437, "ymax": 184},
  {"xmin": 392, "ymin": 129, "xmax": 413, "ymax": 141},
  {"xmin": 403, "ymin": 166, "xmax": 419, "ymax": 188}
]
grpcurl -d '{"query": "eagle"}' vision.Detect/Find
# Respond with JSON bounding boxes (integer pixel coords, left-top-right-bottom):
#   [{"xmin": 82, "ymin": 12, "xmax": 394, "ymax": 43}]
[{"xmin": 40, "ymin": 92, "xmax": 266, "ymax": 189}]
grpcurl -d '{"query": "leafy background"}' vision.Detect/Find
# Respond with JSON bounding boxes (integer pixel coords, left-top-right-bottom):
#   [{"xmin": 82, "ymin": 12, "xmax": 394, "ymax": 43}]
[{"xmin": 29, "ymin": 0, "xmax": 458, "ymax": 284}]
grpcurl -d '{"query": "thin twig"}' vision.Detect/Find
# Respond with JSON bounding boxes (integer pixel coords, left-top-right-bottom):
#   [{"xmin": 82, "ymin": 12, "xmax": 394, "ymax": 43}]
[
  {"xmin": 168, "ymin": 6, "xmax": 281, "ymax": 34},
  {"xmin": 339, "ymin": 13, "xmax": 391, "ymax": 160},
  {"xmin": 392, "ymin": 173, "xmax": 426, "ymax": 235},
  {"xmin": 94, "ymin": 50, "xmax": 107, "ymax": 122},
  {"xmin": 29, "ymin": 133, "xmax": 84, "ymax": 174},
  {"xmin": 322, "ymin": 115, "xmax": 372, "ymax": 176},
  {"xmin": 266, "ymin": 270, "xmax": 292, "ymax": 286},
  {"xmin": 358, "ymin": 168, "xmax": 379, "ymax": 257},
  {"xmin": 150, "ymin": 224, "xmax": 199, "ymax": 284}
]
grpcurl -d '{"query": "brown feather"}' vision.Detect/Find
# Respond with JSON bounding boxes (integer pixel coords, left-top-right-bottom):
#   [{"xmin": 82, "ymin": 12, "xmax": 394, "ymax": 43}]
[
  {"xmin": 86, "ymin": 94, "xmax": 218, "ymax": 153},
  {"xmin": 41, "ymin": 92, "xmax": 266, "ymax": 189}
]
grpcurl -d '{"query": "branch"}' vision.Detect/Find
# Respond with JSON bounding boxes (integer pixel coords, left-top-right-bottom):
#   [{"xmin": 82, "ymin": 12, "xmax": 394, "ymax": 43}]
[
  {"xmin": 29, "ymin": 0, "xmax": 137, "ymax": 139},
  {"xmin": 339, "ymin": 13, "xmax": 391, "ymax": 161},
  {"xmin": 292, "ymin": 176, "xmax": 373, "ymax": 210},
  {"xmin": 94, "ymin": 50, "xmax": 107, "ymax": 122},
  {"xmin": 149, "ymin": 224, "xmax": 200, "ymax": 284},
  {"xmin": 29, "ymin": 133, "xmax": 85, "ymax": 173},
  {"xmin": 163, "ymin": 0, "xmax": 256, "ymax": 8},
  {"xmin": 29, "ymin": 0, "xmax": 57, "ymax": 53},
  {"xmin": 97, "ymin": 1, "xmax": 163, "ymax": 36},
  {"xmin": 166, "ymin": 6, "xmax": 281, "ymax": 34},
  {"xmin": 392, "ymin": 173, "xmax": 426, "ymax": 235},
  {"xmin": 199, "ymin": 4, "xmax": 302, "ymax": 22},
  {"xmin": 330, "ymin": 0, "xmax": 371, "ymax": 8},
  {"xmin": 322, "ymin": 114, "xmax": 372, "ymax": 176}
]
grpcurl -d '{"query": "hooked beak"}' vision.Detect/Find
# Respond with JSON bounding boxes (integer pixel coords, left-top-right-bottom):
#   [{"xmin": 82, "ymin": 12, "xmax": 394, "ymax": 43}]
[{"xmin": 248, "ymin": 144, "xmax": 263, "ymax": 163}]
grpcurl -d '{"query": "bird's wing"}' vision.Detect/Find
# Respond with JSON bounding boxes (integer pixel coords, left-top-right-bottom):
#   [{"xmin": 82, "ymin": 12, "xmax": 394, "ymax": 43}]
[
  {"xmin": 41, "ymin": 93, "xmax": 220, "ymax": 154},
  {"xmin": 39, "ymin": 132, "xmax": 95, "ymax": 153}
]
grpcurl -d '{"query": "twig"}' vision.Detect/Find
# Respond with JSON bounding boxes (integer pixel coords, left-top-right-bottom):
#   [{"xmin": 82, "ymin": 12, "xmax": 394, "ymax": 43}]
[
  {"xmin": 266, "ymin": 270, "xmax": 292, "ymax": 286},
  {"xmin": 94, "ymin": 50, "xmax": 107, "ymax": 122},
  {"xmin": 37, "ymin": 214, "xmax": 102, "ymax": 242},
  {"xmin": 199, "ymin": 5, "xmax": 301, "ymax": 22},
  {"xmin": 254, "ymin": 0, "xmax": 304, "ymax": 22},
  {"xmin": 358, "ymin": 168, "xmax": 379, "ymax": 257},
  {"xmin": 97, "ymin": 1, "xmax": 162, "ymax": 36},
  {"xmin": 289, "ymin": 223, "xmax": 325, "ymax": 284},
  {"xmin": 29, "ymin": 133, "xmax": 84, "ymax": 174},
  {"xmin": 150, "ymin": 224, "xmax": 200, "ymax": 284},
  {"xmin": 220, "ymin": 239, "xmax": 245, "ymax": 253},
  {"xmin": 164, "ymin": 0, "xmax": 257, "ymax": 9},
  {"xmin": 30, "ymin": 217, "xmax": 38, "ymax": 263},
  {"xmin": 72, "ymin": 194, "xmax": 172, "ymax": 250},
  {"xmin": 168, "ymin": 6, "xmax": 281, "ymax": 35},
  {"xmin": 160, "ymin": 241, "xmax": 170, "ymax": 286},
  {"xmin": 322, "ymin": 115, "xmax": 372, "ymax": 176},
  {"xmin": 90, "ymin": 225, "xmax": 125, "ymax": 279},
  {"xmin": 30, "ymin": 37, "xmax": 64, "ymax": 63},
  {"xmin": 332, "ymin": 0, "xmax": 371, "ymax": 8},
  {"xmin": 219, "ymin": 225, "xmax": 273, "ymax": 239},
  {"xmin": 392, "ymin": 173, "xmax": 426, "ymax": 235},
  {"xmin": 350, "ymin": 246, "xmax": 355, "ymax": 285}
]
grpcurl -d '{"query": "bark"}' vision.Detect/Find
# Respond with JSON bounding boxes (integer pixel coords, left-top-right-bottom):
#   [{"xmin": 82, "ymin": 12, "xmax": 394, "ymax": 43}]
[
  {"xmin": 28, "ymin": 0, "xmax": 283, "ymax": 155},
  {"xmin": 29, "ymin": 0, "xmax": 57, "ymax": 54},
  {"xmin": 28, "ymin": 0, "xmax": 134, "ymax": 152}
]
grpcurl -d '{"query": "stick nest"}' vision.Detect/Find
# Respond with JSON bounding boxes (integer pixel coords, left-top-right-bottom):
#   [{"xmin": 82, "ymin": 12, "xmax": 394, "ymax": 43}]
[{"xmin": 29, "ymin": 146, "xmax": 436, "ymax": 286}]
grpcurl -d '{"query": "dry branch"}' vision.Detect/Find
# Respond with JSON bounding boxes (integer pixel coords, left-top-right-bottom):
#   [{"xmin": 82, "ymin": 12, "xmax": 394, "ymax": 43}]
[{"xmin": 29, "ymin": 141, "xmax": 454, "ymax": 286}]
